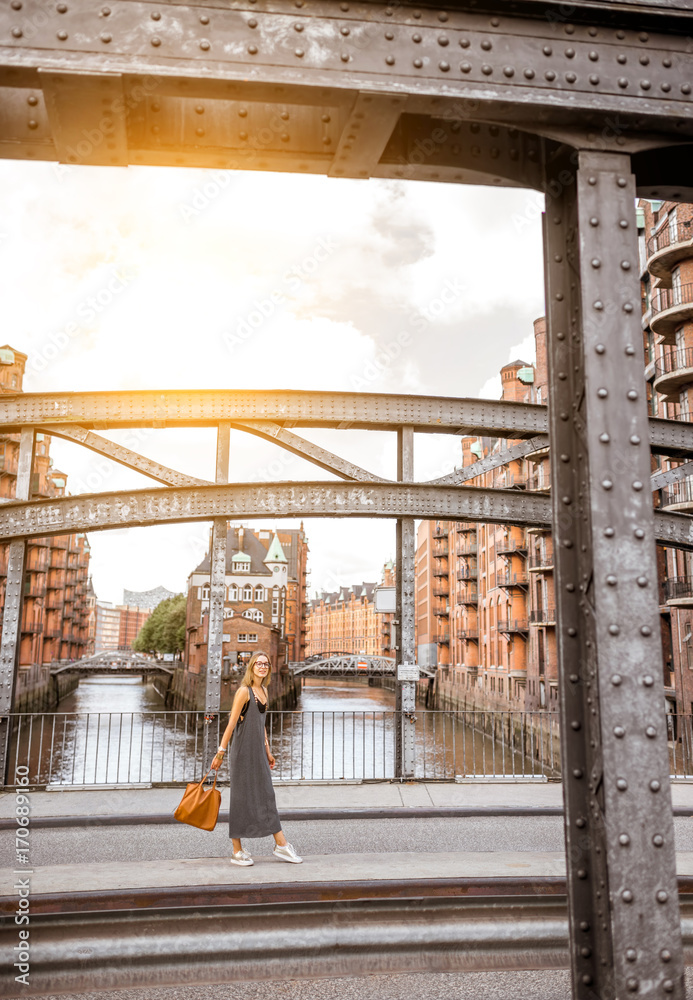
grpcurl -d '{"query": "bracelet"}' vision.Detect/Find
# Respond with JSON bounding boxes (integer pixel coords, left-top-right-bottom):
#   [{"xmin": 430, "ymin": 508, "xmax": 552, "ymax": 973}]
[{"xmin": 217, "ymin": 746, "xmax": 226, "ymax": 754}]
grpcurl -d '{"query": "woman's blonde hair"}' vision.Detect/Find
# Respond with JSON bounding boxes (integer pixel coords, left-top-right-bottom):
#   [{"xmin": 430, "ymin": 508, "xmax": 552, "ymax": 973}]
[{"xmin": 241, "ymin": 651, "xmax": 272, "ymax": 689}]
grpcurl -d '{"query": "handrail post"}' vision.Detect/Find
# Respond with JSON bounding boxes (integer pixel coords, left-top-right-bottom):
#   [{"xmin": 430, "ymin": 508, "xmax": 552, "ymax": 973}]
[
  {"xmin": 395, "ymin": 425, "xmax": 417, "ymax": 779},
  {"xmin": 203, "ymin": 422, "xmax": 230, "ymax": 771}
]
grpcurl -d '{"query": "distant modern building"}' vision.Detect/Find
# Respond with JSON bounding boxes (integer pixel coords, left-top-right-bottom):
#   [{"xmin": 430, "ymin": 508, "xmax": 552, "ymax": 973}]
[
  {"xmin": 122, "ymin": 585, "xmax": 176, "ymax": 610},
  {"xmin": 306, "ymin": 561, "xmax": 396, "ymax": 659},
  {"xmin": 94, "ymin": 601, "xmax": 121, "ymax": 653}
]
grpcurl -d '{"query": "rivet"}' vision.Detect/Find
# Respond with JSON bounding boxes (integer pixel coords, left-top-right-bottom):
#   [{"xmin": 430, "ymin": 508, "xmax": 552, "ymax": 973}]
[
  {"xmin": 661, "ymin": 949, "xmax": 671, "ymax": 962},
  {"xmin": 577, "ymin": 869, "xmax": 587, "ymax": 879},
  {"xmin": 614, "ymin": 726, "xmax": 625, "ymax": 738},
  {"xmin": 594, "ymin": 300, "xmax": 604, "ymax": 310},
  {"xmin": 599, "ymin": 433, "xmax": 610, "ymax": 443},
  {"xmin": 617, "ymin": 177, "xmax": 628, "ymax": 187},
  {"xmin": 295, "ymin": 48, "xmax": 304, "ymax": 57},
  {"xmin": 569, "ymin": 672, "xmax": 579, "ymax": 682},
  {"xmin": 12, "ymin": 26, "xmax": 23, "ymax": 37},
  {"xmin": 11, "ymin": 0, "xmax": 23, "ymax": 7},
  {"xmin": 640, "ymin": 624, "xmax": 651, "ymax": 635},
  {"xmin": 481, "ymin": 64, "xmax": 492, "ymax": 75},
  {"xmin": 27, "ymin": 95, "xmax": 38, "ymax": 106},
  {"xmin": 634, "ymin": 528, "xmax": 645, "ymax": 539},
  {"xmin": 646, "ymin": 726, "xmax": 657, "ymax": 739},
  {"xmin": 640, "ymin": 80, "xmax": 651, "ymax": 90},
  {"xmin": 524, "ymin": 68, "xmax": 535, "ymax": 79},
  {"xmin": 591, "ymin": 258, "xmax": 601, "ymax": 268},
  {"xmin": 618, "ymin": 78, "xmax": 629, "ymax": 88},
  {"xmin": 565, "ymin": 72, "xmax": 576, "ymax": 83},
  {"xmin": 637, "ymin": 576, "xmax": 647, "ymax": 587},
  {"xmin": 576, "ymin": 817, "xmax": 586, "ymax": 828},
  {"xmin": 490, "ymin": 17, "xmax": 500, "ymax": 26},
  {"xmin": 460, "ymin": 38, "xmax": 470, "ymax": 48},
  {"xmin": 589, "ymin": 216, "xmax": 599, "ymax": 227},
  {"xmin": 341, "ymin": 52, "xmax": 349, "ymax": 61},
  {"xmin": 195, "ymin": 127, "xmax": 204, "ymax": 137},
  {"xmin": 663, "ymin": 56, "xmax": 673, "ymax": 67},
  {"xmin": 579, "ymin": 921, "xmax": 590, "ymax": 931},
  {"xmin": 57, "ymin": 30, "xmax": 68, "ymax": 40},
  {"xmin": 682, "ymin": 84, "xmax": 692, "ymax": 95},
  {"xmin": 481, "ymin": 39, "xmax": 492, "ymax": 50},
  {"xmin": 650, "ymin": 779, "xmax": 661, "ymax": 792},
  {"xmin": 151, "ymin": 10, "xmax": 161, "ymax": 19},
  {"xmin": 619, "ymin": 834, "xmax": 630, "ymax": 846},
  {"xmin": 568, "ymin": 627, "xmax": 577, "ymax": 636},
  {"xmin": 630, "ymin": 435, "xmax": 641, "ymax": 445},
  {"xmin": 609, "ymin": 624, "xmax": 620, "ymax": 635},
  {"xmin": 606, "ymin": 574, "xmax": 617, "ymax": 586},
  {"xmin": 643, "ymin": 674, "xmax": 654, "ymax": 686},
  {"xmin": 633, "ymin": 481, "xmax": 643, "ymax": 491},
  {"xmin": 663, "ymin": 980, "xmax": 674, "ymax": 993},
  {"xmin": 545, "ymin": 70, "xmax": 556, "ymax": 81},
  {"xmin": 617, "ymin": 778, "xmax": 628, "ymax": 790},
  {"xmin": 573, "ymin": 768, "xmax": 583, "ymax": 779},
  {"xmin": 413, "ymin": 58, "xmax": 422, "ymax": 67},
  {"xmin": 201, "ymin": 39, "xmax": 212, "ymax": 50},
  {"xmin": 151, "ymin": 36, "xmax": 161, "ymax": 46},
  {"xmin": 626, "ymin": 978, "xmax": 638, "ymax": 992},
  {"xmin": 597, "ymin": 387, "xmax": 608, "ymax": 398},
  {"xmin": 582, "ymin": 976, "xmax": 593, "ymax": 986},
  {"xmin": 661, "ymin": 82, "xmax": 671, "ymax": 92},
  {"xmin": 438, "ymin": 35, "xmax": 449, "ymax": 46},
  {"xmin": 565, "ymin": 23, "xmax": 575, "ymax": 33},
  {"xmin": 341, "ymin": 25, "xmax": 351, "ymax": 35},
  {"xmin": 248, "ymin": 17, "xmax": 258, "ymax": 27},
  {"xmin": 460, "ymin": 62, "xmax": 472, "ymax": 73},
  {"xmin": 503, "ymin": 66, "xmax": 514, "ymax": 77},
  {"xmin": 624, "ymin": 303, "xmax": 634, "ymax": 313},
  {"xmin": 657, "ymin": 890, "xmax": 668, "ymax": 903},
  {"xmin": 386, "ymin": 55, "xmax": 395, "ymax": 65},
  {"xmin": 588, "ymin": 176, "xmax": 597, "ymax": 185},
  {"xmin": 27, "ymin": 119, "xmax": 38, "ymax": 129},
  {"xmin": 653, "ymin": 834, "xmax": 664, "ymax": 846},
  {"xmin": 602, "ymin": 479, "xmax": 613, "ymax": 490},
  {"xmin": 622, "ymin": 889, "xmax": 633, "ymax": 902},
  {"xmin": 439, "ymin": 61, "xmax": 450, "ymax": 71},
  {"xmin": 604, "ymin": 527, "xmax": 615, "ymax": 537},
  {"xmin": 571, "ymin": 720, "xmax": 581, "ymax": 730},
  {"xmin": 200, "ymin": 14, "xmax": 209, "ymax": 24},
  {"xmin": 639, "ymin": 31, "xmax": 649, "ymax": 41},
  {"xmin": 438, "ymin": 10, "xmax": 449, "ymax": 20},
  {"xmin": 102, "ymin": 5, "xmax": 111, "ymax": 15},
  {"xmin": 562, "ymin": 495, "xmax": 572, "ymax": 505},
  {"xmin": 589, "ymin": 74, "xmax": 600, "ymax": 84}
]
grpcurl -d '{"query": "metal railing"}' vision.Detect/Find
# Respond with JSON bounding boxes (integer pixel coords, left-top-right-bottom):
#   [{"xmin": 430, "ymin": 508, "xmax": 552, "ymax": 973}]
[
  {"xmin": 3, "ymin": 708, "xmax": 568, "ymax": 785},
  {"xmin": 661, "ymin": 477, "xmax": 693, "ymax": 508},
  {"xmin": 647, "ymin": 218, "xmax": 693, "ymax": 258},
  {"xmin": 8, "ymin": 709, "xmax": 693, "ymax": 784},
  {"xmin": 497, "ymin": 571, "xmax": 529, "ymax": 587},
  {"xmin": 661, "ymin": 577, "xmax": 693, "ymax": 602},
  {"xmin": 651, "ymin": 283, "xmax": 693, "ymax": 319},
  {"xmin": 498, "ymin": 618, "xmax": 529, "ymax": 633},
  {"xmin": 530, "ymin": 608, "xmax": 557, "ymax": 624}
]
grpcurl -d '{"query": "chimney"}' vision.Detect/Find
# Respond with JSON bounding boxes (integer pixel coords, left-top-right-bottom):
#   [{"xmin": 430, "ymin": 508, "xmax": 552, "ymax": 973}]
[{"xmin": 238, "ymin": 525, "xmax": 244, "ymax": 551}]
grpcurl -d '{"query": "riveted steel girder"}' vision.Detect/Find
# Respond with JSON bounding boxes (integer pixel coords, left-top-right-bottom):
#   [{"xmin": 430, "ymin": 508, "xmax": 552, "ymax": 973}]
[
  {"xmin": 1, "ymin": 1, "xmax": 692, "ymax": 194},
  {"xmin": 0, "ymin": 480, "xmax": 689, "ymax": 549},
  {"xmin": 545, "ymin": 151, "xmax": 684, "ymax": 999}
]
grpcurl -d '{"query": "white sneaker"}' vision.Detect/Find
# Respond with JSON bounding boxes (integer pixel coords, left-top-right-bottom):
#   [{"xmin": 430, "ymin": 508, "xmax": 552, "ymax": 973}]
[
  {"xmin": 273, "ymin": 842, "xmax": 303, "ymax": 864},
  {"xmin": 229, "ymin": 849, "xmax": 253, "ymax": 866}
]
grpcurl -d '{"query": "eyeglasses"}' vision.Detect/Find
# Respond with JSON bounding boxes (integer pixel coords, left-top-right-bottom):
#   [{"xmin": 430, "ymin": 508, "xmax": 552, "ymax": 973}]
[{"xmin": 255, "ymin": 661, "xmax": 269, "ymax": 667}]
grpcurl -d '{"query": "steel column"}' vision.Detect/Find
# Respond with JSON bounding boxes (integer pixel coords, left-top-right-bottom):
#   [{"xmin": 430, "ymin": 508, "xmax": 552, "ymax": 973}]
[
  {"xmin": 203, "ymin": 423, "xmax": 230, "ymax": 769},
  {"xmin": 544, "ymin": 150, "xmax": 683, "ymax": 998},
  {"xmin": 395, "ymin": 426, "xmax": 417, "ymax": 779},
  {"xmin": 0, "ymin": 427, "xmax": 35, "ymax": 786}
]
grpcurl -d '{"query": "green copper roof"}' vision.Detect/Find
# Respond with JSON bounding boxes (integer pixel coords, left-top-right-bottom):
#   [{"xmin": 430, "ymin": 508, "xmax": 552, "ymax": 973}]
[
  {"xmin": 231, "ymin": 551, "xmax": 251, "ymax": 562},
  {"xmin": 264, "ymin": 532, "xmax": 288, "ymax": 564}
]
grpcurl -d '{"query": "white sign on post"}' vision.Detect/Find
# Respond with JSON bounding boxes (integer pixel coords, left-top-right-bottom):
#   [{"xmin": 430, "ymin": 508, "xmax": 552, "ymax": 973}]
[
  {"xmin": 374, "ymin": 587, "xmax": 396, "ymax": 614},
  {"xmin": 397, "ymin": 662, "xmax": 419, "ymax": 682}
]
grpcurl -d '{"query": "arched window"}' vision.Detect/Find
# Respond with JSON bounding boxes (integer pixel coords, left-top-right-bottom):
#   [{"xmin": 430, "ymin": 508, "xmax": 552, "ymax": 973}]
[
  {"xmin": 243, "ymin": 585, "xmax": 253, "ymax": 602},
  {"xmin": 228, "ymin": 584, "xmax": 238, "ymax": 601},
  {"xmin": 254, "ymin": 585, "xmax": 265, "ymax": 602},
  {"xmin": 201, "ymin": 584, "xmax": 210, "ymax": 600},
  {"xmin": 243, "ymin": 608, "xmax": 264, "ymax": 623}
]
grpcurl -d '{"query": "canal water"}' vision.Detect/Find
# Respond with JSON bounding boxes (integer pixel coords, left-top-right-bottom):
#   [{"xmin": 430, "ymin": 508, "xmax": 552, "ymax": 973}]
[{"xmin": 10, "ymin": 675, "xmax": 561, "ymax": 786}]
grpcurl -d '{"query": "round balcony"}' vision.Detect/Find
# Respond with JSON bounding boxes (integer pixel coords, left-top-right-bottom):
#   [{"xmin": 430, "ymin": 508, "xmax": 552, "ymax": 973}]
[
  {"xmin": 660, "ymin": 476, "xmax": 693, "ymax": 514},
  {"xmin": 653, "ymin": 348, "xmax": 693, "ymax": 400},
  {"xmin": 650, "ymin": 283, "xmax": 693, "ymax": 345},
  {"xmin": 647, "ymin": 220, "xmax": 693, "ymax": 283}
]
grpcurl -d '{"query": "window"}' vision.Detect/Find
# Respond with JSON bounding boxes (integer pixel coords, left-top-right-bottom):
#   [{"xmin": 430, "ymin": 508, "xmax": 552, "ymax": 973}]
[
  {"xmin": 254, "ymin": 585, "xmax": 265, "ymax": 602},
  {"xmin": 243, "ymin": 608, "xmax": 264, "ymax": 623},
  {"xmin": 248, "ymin": 633, "xmax": 258, "ymax": 643},
  {"xmin": 201, "ymin": 585, "xmax": 210, "ymax": 600},
  {"xmin": 238, "ymin": 633, "xmax": 248, "ymax": 642},
  {"xmin": 228, "ymin": 584, "xmax": 238, "ymax": 601},
  {"xmin": 243, "ymin": 585, "xmax": 253, "ymax": 601},
  {"xmin": 272, "ymin": 594, "xmax": 280, "ymax": 617}
]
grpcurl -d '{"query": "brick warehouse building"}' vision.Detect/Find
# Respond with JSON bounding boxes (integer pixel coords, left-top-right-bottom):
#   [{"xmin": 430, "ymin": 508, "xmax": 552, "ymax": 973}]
[
  {"xmin": 0, "ymin": 345, "xmax": 93, "ymax": 697},
  {"xmin": 425, "ymin": 197, "xmax": 693, "ymax": 718},
  {"xmin": 306, "ymin": 561, "xmax": 396, "ymax": 659},
  {"xmin": 184, "ymin": 523, "xmax": 309, "ymax": 674}
]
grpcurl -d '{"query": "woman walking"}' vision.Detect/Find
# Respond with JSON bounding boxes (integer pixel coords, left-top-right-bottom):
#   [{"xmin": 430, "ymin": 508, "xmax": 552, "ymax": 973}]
[{"xmin": 210, "ymin": 651, "xmax": 302, "ymax": 866}]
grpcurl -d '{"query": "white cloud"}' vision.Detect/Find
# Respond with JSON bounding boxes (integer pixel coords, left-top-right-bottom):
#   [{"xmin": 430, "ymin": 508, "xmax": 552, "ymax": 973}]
[{"xmin": 0, "ymin": 161, "xmax": 545, "ymax": 603}]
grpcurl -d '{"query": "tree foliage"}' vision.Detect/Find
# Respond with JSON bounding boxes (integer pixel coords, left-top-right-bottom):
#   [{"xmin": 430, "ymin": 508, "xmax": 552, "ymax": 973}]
[{"xmin": 133, "ymin": 594, "xmax": 186, "ymax": 655}]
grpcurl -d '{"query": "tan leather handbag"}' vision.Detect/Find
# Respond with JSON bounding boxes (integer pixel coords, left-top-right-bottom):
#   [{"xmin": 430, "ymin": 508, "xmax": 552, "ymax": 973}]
[{"xmin": 174, "ymin": 767, "xmax": 221, "ymax": 831}]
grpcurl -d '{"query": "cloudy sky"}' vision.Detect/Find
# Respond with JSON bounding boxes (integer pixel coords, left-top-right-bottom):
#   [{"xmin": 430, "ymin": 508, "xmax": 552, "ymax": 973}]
[{"xmin": 0, "ymin": 160, "xmax": 545, "ymax": 604}]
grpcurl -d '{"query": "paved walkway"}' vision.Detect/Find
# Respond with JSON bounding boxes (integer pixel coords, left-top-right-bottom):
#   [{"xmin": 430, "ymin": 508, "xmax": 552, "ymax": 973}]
[{"xmin": 3, "ymin": 779, "xmax": 693, "ymax": 820}]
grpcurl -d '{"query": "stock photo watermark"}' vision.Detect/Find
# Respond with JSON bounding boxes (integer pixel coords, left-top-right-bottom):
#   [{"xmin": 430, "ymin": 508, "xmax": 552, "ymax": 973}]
[{"xmin": 13, "ymin": 765, "xmax": 32, "ymax": 987}]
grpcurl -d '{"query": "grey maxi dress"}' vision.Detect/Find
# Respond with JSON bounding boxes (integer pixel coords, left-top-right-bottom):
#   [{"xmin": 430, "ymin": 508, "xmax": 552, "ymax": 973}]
[{"xmin": 228, "ymin": 686, "xmax": 281, "ymax": 839}]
